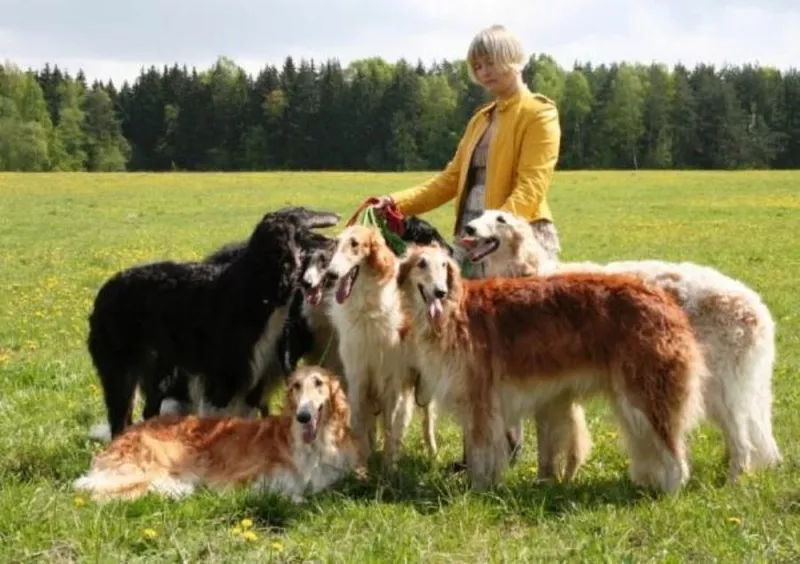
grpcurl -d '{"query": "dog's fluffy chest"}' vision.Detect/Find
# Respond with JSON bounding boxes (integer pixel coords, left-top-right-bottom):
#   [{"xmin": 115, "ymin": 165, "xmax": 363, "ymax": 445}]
[{"xmin": 330, "ymin": 281, "xmax": 405, "ymax": 348}]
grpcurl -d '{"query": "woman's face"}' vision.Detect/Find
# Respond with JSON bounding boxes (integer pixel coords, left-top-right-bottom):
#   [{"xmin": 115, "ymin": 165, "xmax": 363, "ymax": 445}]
[{"xmin": 471, "ymin": 55, "xmax": 518, "ymax": 97}]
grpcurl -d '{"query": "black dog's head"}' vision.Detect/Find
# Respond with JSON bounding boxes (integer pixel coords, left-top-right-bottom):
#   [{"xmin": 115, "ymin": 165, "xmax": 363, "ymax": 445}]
[
  {"xmin": 244, "ymin": 207, "xmax": 340, "ymax": 298},
  {"xmin": 400, "ymin": 216, "xmax": 454, "ymax": 257}
]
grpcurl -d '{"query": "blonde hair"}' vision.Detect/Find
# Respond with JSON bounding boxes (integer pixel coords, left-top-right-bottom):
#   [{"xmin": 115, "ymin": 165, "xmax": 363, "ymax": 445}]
[{"xmin": 466, "ymin": 25, "xmax": 526, "ymax": 83}]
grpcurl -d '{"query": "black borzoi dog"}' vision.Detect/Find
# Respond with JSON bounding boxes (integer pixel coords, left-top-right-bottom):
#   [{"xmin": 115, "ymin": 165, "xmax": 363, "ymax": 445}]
[{"xmin": 87, "ymin": 207, "xmax": 339, "ymax": 439}]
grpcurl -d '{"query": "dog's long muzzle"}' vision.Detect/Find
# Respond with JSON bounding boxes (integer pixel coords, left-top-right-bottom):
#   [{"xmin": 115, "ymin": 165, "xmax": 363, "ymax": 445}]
[{"xmin": 296, "ymin": 401, "xmax": 323, "ymax": 444}]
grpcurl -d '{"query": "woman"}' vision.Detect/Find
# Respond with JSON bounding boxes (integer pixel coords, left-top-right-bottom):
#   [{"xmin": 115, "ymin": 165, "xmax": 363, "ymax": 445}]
[
  {"xmin": 375, "ymin": 24, "xmax": 563, "ymax": 276},
  {"xmin": 376, "ymin": 24, "xmax": 563, "ymax": 468}
]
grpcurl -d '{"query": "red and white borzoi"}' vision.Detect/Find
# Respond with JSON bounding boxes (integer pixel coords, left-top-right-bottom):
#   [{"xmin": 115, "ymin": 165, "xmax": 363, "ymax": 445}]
[
  {"xmin": 462, "ymin": 209, "xmax": 781, "ymax": 482},
  {"xmin": 73, "ymin": 365, "xmax": 364, "ymax": 503},
  {"xmin": 398, "ymin": 244, "xmax": 709, "ymax": 494},
  {"xmin": 322, "ymin": 224, "xmax": 437, "ymax": 467}
]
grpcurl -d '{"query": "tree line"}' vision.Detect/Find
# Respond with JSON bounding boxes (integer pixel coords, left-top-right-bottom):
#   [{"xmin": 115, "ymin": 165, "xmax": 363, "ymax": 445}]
[{"xmin": 1, "ymin": 54, "xmax": 798, "ymax": 172}]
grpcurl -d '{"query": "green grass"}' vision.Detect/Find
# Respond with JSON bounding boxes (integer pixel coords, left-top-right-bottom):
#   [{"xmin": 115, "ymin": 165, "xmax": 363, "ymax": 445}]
[{"xmin": 0, "ymin": 170, "xmax": 799, "ymax": 562}]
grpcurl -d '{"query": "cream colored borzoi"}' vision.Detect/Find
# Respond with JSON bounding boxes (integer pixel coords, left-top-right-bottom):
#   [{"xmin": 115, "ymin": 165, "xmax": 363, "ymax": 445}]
[
  {"xmin": 461, "ymin": 209, "xmax": 781, "ymax": 482},
  {"xmin": 323, "ymin": 224, "xmax": 437, "ymax": 467}
]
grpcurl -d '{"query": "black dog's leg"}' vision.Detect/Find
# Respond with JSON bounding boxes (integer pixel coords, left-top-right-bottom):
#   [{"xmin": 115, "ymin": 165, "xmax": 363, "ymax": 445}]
[{"xmin": 277, "ymin": 290, "xmax": 315, "ymax": 376}]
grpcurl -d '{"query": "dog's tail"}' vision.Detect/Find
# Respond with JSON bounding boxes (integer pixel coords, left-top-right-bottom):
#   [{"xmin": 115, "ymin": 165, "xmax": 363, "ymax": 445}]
[
  {"xmin": 745, "ymin": 304, "xmax": 782, "ymax": 469},
  {"xmin": 73, "ymin": 463, "xmax": 194, "ymax": 502}
]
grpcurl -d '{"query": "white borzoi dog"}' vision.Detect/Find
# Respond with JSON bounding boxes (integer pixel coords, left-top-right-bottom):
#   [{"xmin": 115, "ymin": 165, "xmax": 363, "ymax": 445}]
[
  {"xmin": 461, "ymin": 209, "xmax": 782, "ymax": 482},
  {"xmin": 322, "ymin": 224, "xmax": 437, "ymax": 467}
]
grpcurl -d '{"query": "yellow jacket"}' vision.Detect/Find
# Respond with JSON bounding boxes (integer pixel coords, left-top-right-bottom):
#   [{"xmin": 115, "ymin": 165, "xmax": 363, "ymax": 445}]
[{"xmin": 389, "ymin": 85, "xmax": 561, "ymax": 233}]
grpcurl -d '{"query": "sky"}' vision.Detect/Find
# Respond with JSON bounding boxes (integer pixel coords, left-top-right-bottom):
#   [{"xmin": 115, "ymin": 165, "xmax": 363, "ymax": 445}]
[{"xmin": 1, "ymin": 0, "xmax": 798, "ymax": 85}]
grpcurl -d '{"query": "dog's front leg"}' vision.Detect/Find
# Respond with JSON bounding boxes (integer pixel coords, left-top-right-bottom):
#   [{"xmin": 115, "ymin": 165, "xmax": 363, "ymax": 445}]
[
  {"xmin": 464, "ymin": 401, "xmax": 508, "ymax": 490},
  {"xmin": 382, "ymin": 381, "xmax": 415, "ymax": 470},
  {"xmin": 344, "ymin": 367, "xmax": 375, "ymax": 461}
]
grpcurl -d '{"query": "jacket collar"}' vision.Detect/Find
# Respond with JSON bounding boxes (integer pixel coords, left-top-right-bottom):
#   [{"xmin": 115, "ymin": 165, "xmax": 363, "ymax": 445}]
[{"xmin": 478, "ymin": 85, "xmax": 529, "ymax": 116}]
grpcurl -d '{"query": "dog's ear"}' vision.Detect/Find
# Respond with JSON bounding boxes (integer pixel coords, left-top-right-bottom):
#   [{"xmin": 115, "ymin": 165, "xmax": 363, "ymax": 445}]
[
  {"xmin": 529, "ymin": 218, "xmax": 560, "ymax": 257},
  {"xmin": 327, "ymin": 374, "xmax": 351, "ymax": 425},
  {"xmin": 435, "ymin": 235, "xmax": 455, "ymax": 257},
  {"xmin": 367, "ymin": 230, "xmax": 395, "ymax": 279},
  {"xmin": 397, "ymin": 253, "xmax": 416, "ymax": 287},
  {"xmin": 445, "ymin": 258, "xmax": 460, "ymax": 298},
  {"xmin": 274, "ymin": 207, "xmax": 341, "ymax": 230}
]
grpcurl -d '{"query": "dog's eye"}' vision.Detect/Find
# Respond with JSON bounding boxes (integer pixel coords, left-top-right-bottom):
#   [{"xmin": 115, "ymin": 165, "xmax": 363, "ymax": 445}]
[
  {"xmin": 417, "ymin": 258, "xmax": 428, "ymax": 269},
  {"xmin": 350, "ymin": 238, "xmax": 358, "ymax": 249},
  {"xmin": 496, "ymin": 215, "xmax": 507, "ymax": 224},
  {"xmin": 314, "ymin": 378, "xmax": 323, "ymax": 388},
  {"xmin": 293, "ymin": 382, "xmax": 301, "ymax": 391}
]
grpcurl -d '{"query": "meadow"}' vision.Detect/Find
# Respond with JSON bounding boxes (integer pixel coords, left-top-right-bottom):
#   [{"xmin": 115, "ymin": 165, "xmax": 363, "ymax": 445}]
[{"xmin": 0, "ymin": 170, "xmax": 798, "ymax": 562}]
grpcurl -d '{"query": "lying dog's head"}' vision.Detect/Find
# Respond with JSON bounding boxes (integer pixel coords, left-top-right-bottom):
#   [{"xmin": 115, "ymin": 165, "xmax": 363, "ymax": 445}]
[
  {"xmin": 401, "ymin": 216, "xmax": 454, "ymax": 256},
  {"xmin": 398, "ymin": 245, "xmax": 461, "ymax": 324},
  {"xmin": 284, "ymin": 365, "xmax": 349, "ymax": 444},
  {"xmin": 324, "ymin": 225, "xmax": 396, "ymax": 304}
]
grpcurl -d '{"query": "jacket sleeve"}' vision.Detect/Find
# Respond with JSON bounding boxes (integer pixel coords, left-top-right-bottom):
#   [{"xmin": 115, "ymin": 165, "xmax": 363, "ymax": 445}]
[
  {"xmin": 499, "ymin": 102, "xmax": 561, "ymax": 221},
  {"xmin": 389, "ymin": 127, "xmax": 467, "ymax": 217}
]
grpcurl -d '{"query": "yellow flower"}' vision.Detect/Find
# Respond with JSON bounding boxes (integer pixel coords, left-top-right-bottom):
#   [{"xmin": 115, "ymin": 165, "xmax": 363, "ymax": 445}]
[
  {"xmin": 727, "ymin": 517, "xmax": 742, "ymax": 525},
  {"xmin": 231, "ymin": 526, "xmax": 243, "ymax": 536},
  {"xmin": 72, "ymin": 496, "xmax": 85, "ymax": 508},
  {"xmin": 270, "ymin": 541, "xmax": 284, "ymax": 552},
  {"xmin": 240, "ymin": 518, "xmax": 253, "ymax": 529},
  {"xmin": 242, "ymin": 531, "xmax": 257, "ymax": 542},
  {"xmin": 142, "ymin": 528, "xmax": 158, "ymax": 539}
]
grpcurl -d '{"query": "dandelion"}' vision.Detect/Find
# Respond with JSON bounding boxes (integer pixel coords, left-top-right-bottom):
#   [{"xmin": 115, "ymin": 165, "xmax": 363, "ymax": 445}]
[
  {"xmin": 231, "ymin": 526, "xmax": 243, "ymax": 536},
  {"xmin": 240, "ymin": 518, "xmax": 253, "ymax": 529},
  {"xmin": 270, "ymin": 540, "xmax": 284, "ymax": 552},
  {"xmin": 142, "ymin": 528, "xmax": 158, "ymax": 539},
  {"xmin": 72, "ymin": 496, "xmax": 85, "ymax": 508},
  {"xmin": 727, "ymin": 517, "xmax": 742, "ymax": 525},
  {"xmin": 242, "ymin": 531, "xmax": 257, "ymax": 542}
]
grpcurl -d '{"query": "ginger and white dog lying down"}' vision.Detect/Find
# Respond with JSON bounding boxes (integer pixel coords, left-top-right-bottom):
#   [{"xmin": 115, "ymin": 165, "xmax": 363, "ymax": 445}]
[
  {"xmin": 398, "ymin": 244, "xmax": 709, "ymax": 494},
  {"xmin": 73, "ymin": 365, "xmax": 364, "ymax": 503},
  {"xmin": 322, "ymin": 224, "xmax": 438, "ymax": 468},
  {"xmin": 461, "ymin": 210, "xmax": 782, "ymax": 482}
]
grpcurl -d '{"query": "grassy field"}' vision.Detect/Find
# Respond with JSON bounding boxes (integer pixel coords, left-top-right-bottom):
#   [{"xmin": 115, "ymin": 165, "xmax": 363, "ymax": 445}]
[{"xmin": 0, "ymin": 170, "xmax": 798, "ymax": 562}]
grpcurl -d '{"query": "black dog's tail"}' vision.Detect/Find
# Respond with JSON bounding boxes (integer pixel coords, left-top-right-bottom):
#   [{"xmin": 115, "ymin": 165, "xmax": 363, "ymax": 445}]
[{"xmin": 86, "ymin": 282, "xmax": 147, "ymax": 438}]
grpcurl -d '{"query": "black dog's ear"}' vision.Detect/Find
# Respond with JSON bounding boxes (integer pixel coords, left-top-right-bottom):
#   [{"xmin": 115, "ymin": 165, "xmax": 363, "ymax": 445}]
[
  {"xmin": 304, "ymin": 211, "xmax": 340, "ymax": 230},
  {"xmin": 276, "ymin": 207, "xmax": 340, "ymax": 230}
]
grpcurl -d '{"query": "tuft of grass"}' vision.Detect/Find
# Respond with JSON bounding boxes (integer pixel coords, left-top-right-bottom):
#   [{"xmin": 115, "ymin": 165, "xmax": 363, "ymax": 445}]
[{"xmin": 0, "ymin": 170, "xmax": 798, "ymax": 561}]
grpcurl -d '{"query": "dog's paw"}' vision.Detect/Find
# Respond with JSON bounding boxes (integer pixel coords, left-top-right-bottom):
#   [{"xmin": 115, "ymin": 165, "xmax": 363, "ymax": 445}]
[{"xmin": 353, "ymin": 466, "xmax": 369, "ymax": 482}]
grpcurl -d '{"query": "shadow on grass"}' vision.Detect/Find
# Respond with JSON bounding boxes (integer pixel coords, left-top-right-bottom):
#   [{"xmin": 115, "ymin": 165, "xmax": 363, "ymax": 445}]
[{"xmin": 282, "ymin": 451, "xmax": 683, "ymax": 523}]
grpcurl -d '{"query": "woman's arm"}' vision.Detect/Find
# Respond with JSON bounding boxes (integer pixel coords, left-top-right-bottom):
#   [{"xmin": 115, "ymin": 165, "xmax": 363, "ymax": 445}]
[{"xmin": 387, "ymin": 141, "xmax": 464, "ymax": 217}]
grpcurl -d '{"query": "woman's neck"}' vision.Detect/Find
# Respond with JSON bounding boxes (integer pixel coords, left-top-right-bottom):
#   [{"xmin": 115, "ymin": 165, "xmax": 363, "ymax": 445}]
[{"xmin": 495, "ymin": 76, "xmax": 524, "ymax": 101}]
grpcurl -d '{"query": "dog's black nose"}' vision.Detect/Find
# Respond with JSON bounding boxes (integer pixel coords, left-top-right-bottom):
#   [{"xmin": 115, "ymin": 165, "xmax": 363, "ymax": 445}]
[
  {"xmin": 433, "ymin": 288, "xmax": 447, "ymax": 299},
  {"xmin": 463, "ymin": 225, "xmax": 476, "ymax": 236},
  {"xmin": 296, "ymin": 410, "xmax": 312, "ymax": 424},
  {"xmin": 323, "ymin": 272, "xmax": 338, "ymax": 284}
]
